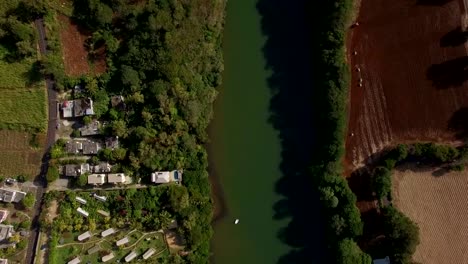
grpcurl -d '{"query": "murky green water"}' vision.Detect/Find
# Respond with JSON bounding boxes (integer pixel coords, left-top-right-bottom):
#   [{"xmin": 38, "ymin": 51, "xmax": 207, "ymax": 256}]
[{"xmin": 209, "ymin": 0, "xmax": 290, "ymax": 263}]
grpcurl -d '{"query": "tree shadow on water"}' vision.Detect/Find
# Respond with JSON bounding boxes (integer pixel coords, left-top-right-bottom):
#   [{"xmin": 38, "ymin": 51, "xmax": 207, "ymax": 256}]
[{"xmin": 257, "ymin": 0, "xmax": 331, "ymax": 263}]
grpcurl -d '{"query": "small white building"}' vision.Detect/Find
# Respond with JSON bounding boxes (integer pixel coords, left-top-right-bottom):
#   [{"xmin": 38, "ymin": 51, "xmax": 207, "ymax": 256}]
[
  {"xmin": 107, "ymin": 173, "xmax": 126, "ymax": 184},
  {"xmin": 101, "ymin": 228, "xmax": 116, "ymax": 237},
  {"xmin": 116, "ymin": 236, "xmax": 129, "ymax": 246},
  {"xmin": 67, "ymin": 257, "xmax": 81, "ymax": 264},
  {"xmin": 143, "ymin": 248, "xmax": 156, "ymax": 260},
  {"xmin": 102, "ymin": 252, "xmax": 114, "ymax": 263},
  {"xmin": 76, "ymin": 207, "xmax": 89, "ymax": 217},
  {"xmin": 97, "ymin": 210, "xmax": 110, "ymax": 217},
  {"xmin": 77, "ymin": 231, "xmax": 91, "ymax": 241},
  {"xmin": 75, "ymin": 196, "xmax": 87, "ymax": 205},
  {"xmin": 151, "ymin": 170, "xmax": 182, "ymax": 184},
  {"xmin": 125, "ymin": 251, "xmax": 137, "ymax": 262},
  {"xmin": 87, "ymin": 174, "xmax": 106, "ymax": 185},
  {"xmin": 93, "ymin": 194, "xmax": 107, "ymax": 202},
  {"xmin": 0, "ymin": 258, "xmax": 8, "ymax": 264}
]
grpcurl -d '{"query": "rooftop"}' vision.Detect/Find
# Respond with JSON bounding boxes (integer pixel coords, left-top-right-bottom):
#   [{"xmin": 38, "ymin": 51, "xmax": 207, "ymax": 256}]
[
  {"xmin": 143, "ymin": 248, "xmax": 156, "ymax": 260},
  {"xmin": 74, "ymin": 98, "xmax": 94, "ymax": 117},
  {"xmin": 107, "ymin": 173, "xmax": 125, "ymax": 184},
  {"xmin": 75, "ymin": 197, "xmax": 87, "ymax": 204},
  {"xmin": 111, "ymin": 95, "xmax": 126, "ymax": 110},
  {"xmin": 65, "ymin": 141, "xmax": 83, "ymax": 154},
  {"xmin": 92, "ymin": 162, "xmax": 112, "ymax": 173},
  {"xmin": 101, "ymin": 228, "xmax": 116, "ymax": 237},
  {"xmin": 77, "ymin": 207, "xmax": 89, "ymax": 217},
  {"xmin": 67, "ymin": 257, "xmax": 81, "ymax": 264},
  {"xmin": 151, "ymin": 170, "xmax": 182, "ymax": 184},
  {"xmin": 125, "ymin": 251, "xmax": 137, "ymax": 262},
  {"xmin": 102, "ymin": 252, "xmax": 114, "ymax": 262},
  {"xmin": 116, "ymin": 236, "xmax": 129, "ymax": 246},
  {"xmin": 93, "ymin": 194, "xmax": 107, "ymax": 202},
  {"xmin": 64, "ymin": 164, "xmax": 90, "ymax": 177},
  {"xmin": 0, "ymin": 188, "xmax": 26, "ymax": 203},
  {"xmin": 0, "ymin": 210, "xmax": 8, "ymax": 223},
  {"xmin": 77, "ymin": 231, "xmax": 91, "ymax": 241},
  {"xmin": 79, "ymin": 120, "xmax": 101, "ymax": 136},
  {"xmin": 87, "ymin": 245, "xmax": 100, "ymax": 255},
  {"xmin": 87, "ymin": 174, "xmax": 106, "ymax": 185},
  {"xmin": 82, "ymin": 140, "xmax": 102, "ymax": 155},
  {"xmin": 97, "ymin": 210, "xmax": 110, "ymax": 217},
  {"xmin": 0, "ymin": 225, "xmax": 13, "ymax": 241}
]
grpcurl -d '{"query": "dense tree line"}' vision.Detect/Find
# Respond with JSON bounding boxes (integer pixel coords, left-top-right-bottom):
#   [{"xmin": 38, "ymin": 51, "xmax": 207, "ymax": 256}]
[
  {"xmin": 62, "ymin": 0, "xmax": 226, "ymax": 262},
  {"xmin": 308, "ymin": 0, "xmax": 371, "ymax": 262}
]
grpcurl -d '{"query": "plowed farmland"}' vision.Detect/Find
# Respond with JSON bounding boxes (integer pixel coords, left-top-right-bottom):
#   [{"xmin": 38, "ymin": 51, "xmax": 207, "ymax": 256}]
[
  {"xmin": 393, "ymin": 164, "xmax": 468, "ymax": 264},
  {"xmin": 345, "ymin": 0, "xmax": 468, "ymax": 171}
]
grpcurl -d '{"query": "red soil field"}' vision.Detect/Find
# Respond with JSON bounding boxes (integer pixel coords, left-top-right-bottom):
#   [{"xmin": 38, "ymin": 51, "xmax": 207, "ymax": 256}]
[
  {"xmin": 345, "ymin": 0, "xmax": 468, "ymax": 172},
  {"xmin": 58, "ymin": 15, "xmax": 106, "ymax": 76}
]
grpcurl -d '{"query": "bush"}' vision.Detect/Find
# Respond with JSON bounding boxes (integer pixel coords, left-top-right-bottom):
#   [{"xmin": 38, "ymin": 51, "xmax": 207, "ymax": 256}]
[
  {"xmin": 373, "ymin": 167, "xmax": 392, "ymax": 200},
  {"xmin": 412, "ymin": 143, "xmax": 458, "ymax": 163},
  {"xmin": 46, "ymin": 165, "xmax": 59, "ymax": 183},
  {"xmin": 383, "ymin": 206, "xmax": 420, "ymax": 263},
  {"xmin": 22, "ymin": 192, "xmax": 36, "ymax": 209},
  {"xmin": 336, "ymin": 238, "xmax": 372, "ymax": 264},
  {"xmin": 451, "ymin": 164, "xmax": 464, "ymax": 172}
]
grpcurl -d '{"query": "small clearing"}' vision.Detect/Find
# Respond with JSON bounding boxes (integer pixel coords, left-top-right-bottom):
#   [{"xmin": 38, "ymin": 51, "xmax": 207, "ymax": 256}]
[
  {"xmin": 58, "ymin": 15, "xmax": 106, "ymax": 76},
  {"xmin": 393, "ymin": 164, "xmax": 468, "ymax": 264}
]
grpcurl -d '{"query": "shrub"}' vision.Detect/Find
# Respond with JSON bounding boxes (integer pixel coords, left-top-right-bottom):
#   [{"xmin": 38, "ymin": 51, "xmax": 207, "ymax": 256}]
[
  {"xmin": 46, "ymin": 165, "xmax": 59, "ymax": 183},
  {"xmin": 336, "ymin": 238, "xmax": 372, "ymax": 264},
  {"xmin": 373, "ymin": 167, "xmax": 392, "ymax": 200},
  {"xmin": 22, "ymin": 192, "xmax": 36, "ymax": 209},
  {"xmin": 383, "ymin": 206, "xmax": 420, "ymax": 263}
]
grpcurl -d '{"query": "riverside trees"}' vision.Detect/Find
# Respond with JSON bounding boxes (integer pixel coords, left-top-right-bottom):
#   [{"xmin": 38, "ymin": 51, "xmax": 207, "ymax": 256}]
[{"xmin": 67, "ymin": 0, "xmax": 225, "ymax": 262}]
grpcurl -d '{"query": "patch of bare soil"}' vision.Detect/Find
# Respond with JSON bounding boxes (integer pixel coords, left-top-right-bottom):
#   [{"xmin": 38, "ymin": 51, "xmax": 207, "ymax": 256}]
[
  {"xmin": 58, "ymin": 15, "xmax": 107, "ymax": 76},
  {"xmin": 345, "ymin": 0, "xmax": 468, "ymax": 172},
  {"xmin": 393, "ymin": 164, "xmax": 468, "ymax": 264}
]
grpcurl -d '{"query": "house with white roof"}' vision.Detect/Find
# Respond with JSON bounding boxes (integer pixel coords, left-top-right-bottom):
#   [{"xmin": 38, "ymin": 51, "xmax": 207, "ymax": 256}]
[
  {"xmin": 373, "ymin": 257, "xmax": 391, "ymax": 264},
  {"xmin": 125, "ymin": 251, "xmax": 137, "ymax": 262},
  {"xmin": 101, "ymin": 228, "xmax": 116, "ymax": 237},
  {"xmin": 75, "ymin": 196, "xmax": 87, "ymax": 205},
  {"xmin": 93, "ymin": 194, "xmax": 107, "ymax": 202},
  {"xmin": 77, "ymin": 231, "xmax": 91, "ymax": 241},
  {"xmin": 151, "ymin": 170, "xmax": 182, "ymax": 184},
  {"xmin": 102, "ymin": 252, "xmax": 114, "ymax": 263},
  {"xmin": 67, "ymin": 256, "xmax": 81, "ymax": 264},
  {"xmin": 143, "ymin": 248, "xmax": 156, "ymax": 260},
  {"xmin": 107, "ymin": 173, "xmax": 126, "ymax": 184},
  {"xmin": 116, "ymin": 236, "xmax": 129, "ymax": 246},
  {"xmin": 77, "ymin": 207, "xmax": 89, "ymax": 217},
  {"xmin": 87, "ymin": 174, "xmax": 106, "ymax": 185}
]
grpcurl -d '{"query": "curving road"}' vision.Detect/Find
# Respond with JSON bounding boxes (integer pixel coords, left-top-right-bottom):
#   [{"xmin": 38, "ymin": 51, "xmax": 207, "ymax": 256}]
[{"xmin": 24, "ymin": 18, "xmax": 58, "ymax": 264}]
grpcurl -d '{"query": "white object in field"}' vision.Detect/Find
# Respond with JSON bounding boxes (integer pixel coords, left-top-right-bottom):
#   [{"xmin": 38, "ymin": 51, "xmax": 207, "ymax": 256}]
[{"xmin": 234, "ymin": 219, "xmax": 240, "ymax": 224}]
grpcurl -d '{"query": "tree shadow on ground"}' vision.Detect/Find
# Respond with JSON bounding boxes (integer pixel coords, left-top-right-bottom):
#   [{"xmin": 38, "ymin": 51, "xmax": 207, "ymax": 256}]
[
  {"xmin": 22, "ymin": 61, "xmax": 43, "ymax": 87},
  {"xmin": 256, "ymin": 0, "xmax": 330, "ymax": 263},
  {"xmin": 426, "ymin": 56, "xmax": 468, "ymax": 89},
  {"xmin": 448, "ymin": 107, "xmax": 468, "ymax": 139},
  {"xmin": 440, "ymin": 27, "xmax": 468, "ymax": 47}
]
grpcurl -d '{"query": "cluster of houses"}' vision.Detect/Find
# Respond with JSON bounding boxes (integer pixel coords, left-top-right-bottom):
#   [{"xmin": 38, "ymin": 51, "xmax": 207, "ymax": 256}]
[
  {"xmin": 0, "ymin": 188, "xmax": 26, "ymax": 203},
  {"xmin": 63, "ymin": 162, "xmax": 133, "ymax": 186},
  {"xmin": 69, "ymin": 226, "xmax": 157, "ymax": 264}
]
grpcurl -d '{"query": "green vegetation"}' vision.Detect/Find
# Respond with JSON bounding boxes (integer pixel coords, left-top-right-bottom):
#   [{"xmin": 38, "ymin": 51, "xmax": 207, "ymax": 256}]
[
  {"xmin": 44, "ymin": 189, "xmax": 187, "ymax": 263},
  {"xmin": 22, "ymin": 192, "xmax": 36, "ymax": 209},
  {"xmin": 46, "ymin": 165, "xmax": 59, "ymax": 183},
  {"xmin": 382, "ymin": 207, "xmax": 420, "ymax": 264},
  {"xmin": 0, "ymin": 1, "xmax": 47, "ymax": 132},
  {"xmin": 0, "ymin": 88, "xmax": 46, "ymax": 131},
  {"xmin": 372, "ymin": 167, "xmax": 392, "ymax": 200},
  {"xmin": 39, "ymin": 0, "xmax": 226, "ymax": 262},
  {"xmin": 309, "ymin": 0, "xmax": 371, "ymax": 262}
]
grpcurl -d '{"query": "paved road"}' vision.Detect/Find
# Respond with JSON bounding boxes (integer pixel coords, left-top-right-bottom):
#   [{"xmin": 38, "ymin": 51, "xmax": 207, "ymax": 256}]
[{"xmin": 24, "ymin": 18, "xmax": 58, "ymax": 264}]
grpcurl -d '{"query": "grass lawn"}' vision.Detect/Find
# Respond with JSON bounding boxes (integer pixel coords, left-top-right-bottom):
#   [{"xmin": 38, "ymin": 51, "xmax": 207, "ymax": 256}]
[{"xmin": 0, "ymin": 88, "xmax": 47, "ymax": 131}]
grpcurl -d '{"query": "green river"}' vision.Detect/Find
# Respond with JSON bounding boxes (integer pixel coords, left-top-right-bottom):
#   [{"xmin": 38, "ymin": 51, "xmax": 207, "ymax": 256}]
[{"xmin": 209, "ymin": 0, "xmax": 290, "ymax": 263}]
